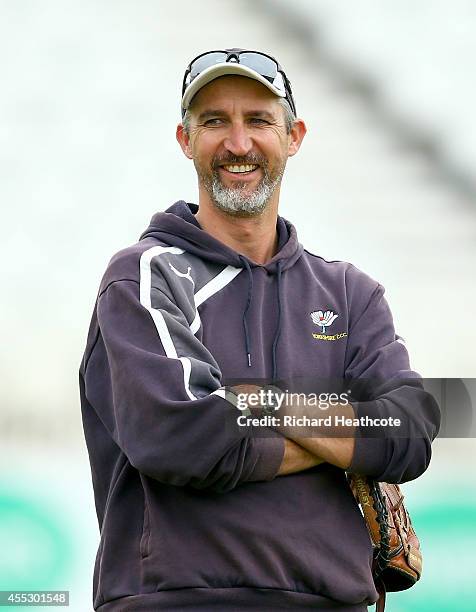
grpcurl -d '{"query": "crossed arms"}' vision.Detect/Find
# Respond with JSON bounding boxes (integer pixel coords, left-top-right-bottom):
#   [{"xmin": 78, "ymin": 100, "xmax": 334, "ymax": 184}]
[{"xmin": 230, "ymin": 384, "xmax": 356, "ymax": 475}]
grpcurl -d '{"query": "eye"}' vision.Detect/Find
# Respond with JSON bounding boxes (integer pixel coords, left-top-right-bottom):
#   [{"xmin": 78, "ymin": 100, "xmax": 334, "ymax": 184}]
[
  {"xmin": 204, "ymin": 118, "xmax": 225, "ymax": 126},
  {"xmin": 249, "ymin": 117, "xmax": 269, "ymax": 125}
]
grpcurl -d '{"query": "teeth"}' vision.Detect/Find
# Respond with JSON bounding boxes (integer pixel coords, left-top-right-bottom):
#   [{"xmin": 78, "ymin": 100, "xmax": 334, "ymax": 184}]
[{"xmin": 223, "ymin": 164, "xmax": 258, "ymax": 173}]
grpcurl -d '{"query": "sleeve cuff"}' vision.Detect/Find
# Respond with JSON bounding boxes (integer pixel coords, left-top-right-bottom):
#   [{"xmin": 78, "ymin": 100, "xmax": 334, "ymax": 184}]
[
  {"xmin": 246, "ymin": 436, "xmax": 285, "ymax": 482},
  {"xmin": 348, "ymin": 435, "xmax": 388, "ymax": 476},
  {"xmin": 347, "ymin": 400, "xmax": 388, "ymax": 477}
]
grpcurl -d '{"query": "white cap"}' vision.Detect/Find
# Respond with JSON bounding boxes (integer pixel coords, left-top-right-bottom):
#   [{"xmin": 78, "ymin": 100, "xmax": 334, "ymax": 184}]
[{"xmin": 181, "ymin": 62, "xmax": 287, "ymax": 112}]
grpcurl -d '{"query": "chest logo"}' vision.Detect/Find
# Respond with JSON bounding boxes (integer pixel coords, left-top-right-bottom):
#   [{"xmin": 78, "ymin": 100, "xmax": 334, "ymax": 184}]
[
  {"xmin": 310, "ymin": 310, "xmax": 348, "ymax": 341},
  {"xmin": 310, "ymin": 310, "xmax": 338, "ymax": 333}
]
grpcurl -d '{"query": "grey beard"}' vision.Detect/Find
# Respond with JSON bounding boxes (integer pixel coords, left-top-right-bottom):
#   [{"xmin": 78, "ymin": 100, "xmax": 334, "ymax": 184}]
[{"xmin": 205, "ymin": 169, "xmax": 283, "ymax": 217}]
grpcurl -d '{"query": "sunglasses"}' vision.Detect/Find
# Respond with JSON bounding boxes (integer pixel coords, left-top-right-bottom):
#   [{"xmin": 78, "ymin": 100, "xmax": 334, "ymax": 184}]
[{"xmin": 182, "ymin": 49, "xmax": 296, "ymax": 117}]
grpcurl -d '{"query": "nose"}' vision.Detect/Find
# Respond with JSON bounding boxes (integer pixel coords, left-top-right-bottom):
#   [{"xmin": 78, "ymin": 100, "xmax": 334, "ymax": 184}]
[{"xmin": 223, "ymin": 121, "xmax": 253, "ymax": 157}]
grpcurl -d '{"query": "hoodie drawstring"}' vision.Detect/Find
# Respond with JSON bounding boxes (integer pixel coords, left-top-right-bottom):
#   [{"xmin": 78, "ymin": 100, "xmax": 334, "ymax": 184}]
[
  {"xmin": 271, "ymin": 260, "xmax": 283, "ymax": 382},
  {"xmin": 239, "ymin": 256, "xmax": 253, "ymax": 368},
  {"xmin": 239, "ymin": 256, "xmax": 284, "ymax": 380}
]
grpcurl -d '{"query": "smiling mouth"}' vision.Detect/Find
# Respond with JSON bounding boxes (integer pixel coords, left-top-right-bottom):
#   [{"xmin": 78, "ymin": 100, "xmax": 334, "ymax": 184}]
[{"xmin": 219, "ymin": 163, "xmax": 260, "ymax": 176}]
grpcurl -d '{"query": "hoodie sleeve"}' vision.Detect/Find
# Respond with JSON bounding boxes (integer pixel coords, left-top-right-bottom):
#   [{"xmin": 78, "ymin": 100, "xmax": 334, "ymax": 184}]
[
  {"xmin": 81, "ymin": 278, "xmax": 284, "ymax": 493},
  {"xmin": 345, "ymin": 283, "xmax": 440, "ymax": 483}
]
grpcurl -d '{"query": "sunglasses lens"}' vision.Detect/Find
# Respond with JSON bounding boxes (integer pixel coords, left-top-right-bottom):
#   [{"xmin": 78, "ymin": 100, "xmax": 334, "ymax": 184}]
[
  {"xmin": 239, "ymin": 52, "xmax": 279, "ymax": 82},
  {"xmin": 189, "ymin": 52, "xmax": 228, "ymax": 80}
]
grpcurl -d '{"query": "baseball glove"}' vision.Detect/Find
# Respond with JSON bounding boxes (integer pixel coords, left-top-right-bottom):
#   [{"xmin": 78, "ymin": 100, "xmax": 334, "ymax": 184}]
[{"xmin": 348, "ymin": 474, "xmax": 423, "ymax": 610}]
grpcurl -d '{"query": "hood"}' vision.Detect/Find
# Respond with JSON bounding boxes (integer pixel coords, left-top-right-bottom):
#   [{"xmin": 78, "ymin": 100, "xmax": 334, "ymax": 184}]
[{"xmin": 139, "ymin": 201, "xmax": 304, "ymax": 274}]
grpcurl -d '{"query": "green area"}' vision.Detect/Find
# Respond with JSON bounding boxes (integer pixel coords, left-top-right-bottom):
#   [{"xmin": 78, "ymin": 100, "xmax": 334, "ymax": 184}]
[
  {"xmin": 0, "ymin": 489, "xmax": 73, "ymax": 591},
  {"xmin": 385, "ymin": 503, "xmax": 476, "ymax": 611}
]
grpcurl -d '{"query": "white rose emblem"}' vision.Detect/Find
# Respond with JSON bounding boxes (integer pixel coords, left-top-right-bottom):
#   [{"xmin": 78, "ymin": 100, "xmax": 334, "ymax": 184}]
[{"xmin": 310, "ymin": 310, "xmax": 338, "ymax": 333}]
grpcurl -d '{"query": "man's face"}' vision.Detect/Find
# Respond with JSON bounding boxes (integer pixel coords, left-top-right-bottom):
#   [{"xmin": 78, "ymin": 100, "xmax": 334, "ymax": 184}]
[{"xmin": 178, "ymin": 76, "xmax": 302, "ymax": 217}]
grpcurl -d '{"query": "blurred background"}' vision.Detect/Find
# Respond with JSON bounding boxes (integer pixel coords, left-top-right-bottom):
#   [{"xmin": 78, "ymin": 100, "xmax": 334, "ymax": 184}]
[{"xmin": 1, "ymin": 0, "xmax": 475, "ymax": 610}]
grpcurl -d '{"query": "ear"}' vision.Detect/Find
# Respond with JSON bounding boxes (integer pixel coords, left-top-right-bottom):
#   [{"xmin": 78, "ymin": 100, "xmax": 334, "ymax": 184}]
[
  {"xmin": 287, "ymin": 118, "xmax": 307, "ymax": 157},
  {"xmin": 176, "ymin": 123, "xmax": 193, "ymax": 159}
]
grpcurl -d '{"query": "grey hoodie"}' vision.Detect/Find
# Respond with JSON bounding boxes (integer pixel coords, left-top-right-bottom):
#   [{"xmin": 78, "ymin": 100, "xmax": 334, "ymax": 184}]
[{"xmin": 79, "ymin": 201, "xmax": 439, "ymax": 610}]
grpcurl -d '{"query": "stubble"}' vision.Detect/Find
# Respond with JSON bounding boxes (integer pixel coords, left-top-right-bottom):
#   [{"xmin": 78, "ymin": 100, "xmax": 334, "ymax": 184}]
[{"xmin": 195, "ymin": 152, "xmax": 286, "ymax": 217}]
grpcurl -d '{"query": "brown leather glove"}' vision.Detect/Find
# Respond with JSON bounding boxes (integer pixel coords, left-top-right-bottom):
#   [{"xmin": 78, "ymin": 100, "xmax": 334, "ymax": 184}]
[{"xmin": 348, "ymin": 474, "xmax": 422, "ymax": 597}]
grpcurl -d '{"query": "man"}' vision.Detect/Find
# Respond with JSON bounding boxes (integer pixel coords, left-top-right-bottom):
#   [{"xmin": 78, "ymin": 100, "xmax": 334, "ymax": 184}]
[{"xmin": 80, "ymin": 48, "xmax": 439, "ymax": 611}]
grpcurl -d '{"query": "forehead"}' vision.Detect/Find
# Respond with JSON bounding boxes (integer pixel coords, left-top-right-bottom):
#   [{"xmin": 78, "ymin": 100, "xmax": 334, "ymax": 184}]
[{"xmin": 189, "ymin": 75, "xmax": 281, "ymax": 115}]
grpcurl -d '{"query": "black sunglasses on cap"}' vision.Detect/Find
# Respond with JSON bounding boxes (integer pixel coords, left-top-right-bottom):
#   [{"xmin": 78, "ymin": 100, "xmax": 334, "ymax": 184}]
[{"xmin": 181, "ymin": 48, "xmax": 296, "ymax": 118}]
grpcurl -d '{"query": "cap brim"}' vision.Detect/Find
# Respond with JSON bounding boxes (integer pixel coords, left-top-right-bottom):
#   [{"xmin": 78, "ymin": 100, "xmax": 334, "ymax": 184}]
[{"xmin": 181, "ymin": 63, "xmax": 286, "ymax": 111}]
